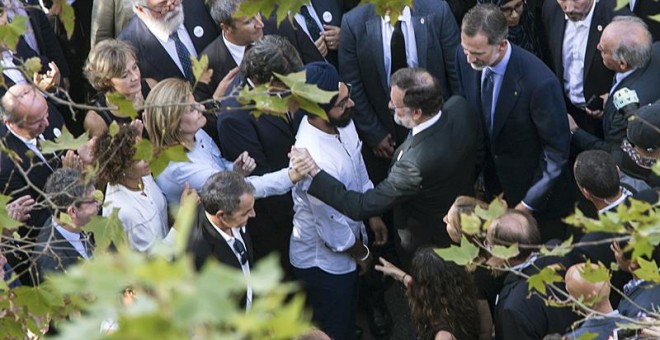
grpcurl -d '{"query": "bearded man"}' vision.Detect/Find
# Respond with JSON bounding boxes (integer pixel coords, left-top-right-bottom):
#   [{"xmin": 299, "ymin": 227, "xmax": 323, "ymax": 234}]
[{"xmin": 118, "ymin": 0, "xmax": 219, "ymax": 83}]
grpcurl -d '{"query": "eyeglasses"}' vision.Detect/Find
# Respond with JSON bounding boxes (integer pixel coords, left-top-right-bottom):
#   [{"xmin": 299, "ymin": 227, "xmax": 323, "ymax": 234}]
[
  {"xmin": 500, "ymin": 1, "xmax": 525, "ymax": 16},
  {"xmin": 139, "ymin": 0, "xmax": 179, "ymax": 15},
  {"xmin": 332, "ymin": 83, "xmax": 352, "ymax": 110},
  {"xmin": 75, "ymin": 199, "xmax": 99, "ymax": 208}
]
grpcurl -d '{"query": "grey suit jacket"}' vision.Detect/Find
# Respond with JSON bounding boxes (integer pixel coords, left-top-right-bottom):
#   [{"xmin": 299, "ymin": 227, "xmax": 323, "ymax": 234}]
[
  {"xmin": 90, "ymin": 0, "xmax": 134, "ymax": 45},
  {"xmin": 308, "ymin": 96, "xmax": 481, "ymax": 251},
  {"xmin": 338, "ymin": 0, "xmax": 460, "ymax": 147}
]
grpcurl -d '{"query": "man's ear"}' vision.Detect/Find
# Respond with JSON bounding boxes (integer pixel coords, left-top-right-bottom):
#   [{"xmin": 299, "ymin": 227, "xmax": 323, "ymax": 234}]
[{"xmin": 215, "ymin": 209, "xmax": 226, "ymax": 222}]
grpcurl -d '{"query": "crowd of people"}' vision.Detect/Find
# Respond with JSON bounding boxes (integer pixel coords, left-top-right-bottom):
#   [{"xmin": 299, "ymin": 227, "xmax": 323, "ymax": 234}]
[{"xmin": 0, "ymin": 0, "xmax": 659, "ymax": 339}]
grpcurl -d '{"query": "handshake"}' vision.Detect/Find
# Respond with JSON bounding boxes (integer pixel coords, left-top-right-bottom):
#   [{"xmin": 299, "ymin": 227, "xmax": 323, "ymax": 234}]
[{"xmin": 287, "ymin": 147, "xmax": 321, "ymax": 182}]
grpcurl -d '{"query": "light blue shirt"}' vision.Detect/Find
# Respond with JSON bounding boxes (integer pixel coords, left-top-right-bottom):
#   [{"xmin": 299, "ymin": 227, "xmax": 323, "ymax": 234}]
[{"xmin": 481, "ymin": 41, "xmax": 513, "ymax": 132}]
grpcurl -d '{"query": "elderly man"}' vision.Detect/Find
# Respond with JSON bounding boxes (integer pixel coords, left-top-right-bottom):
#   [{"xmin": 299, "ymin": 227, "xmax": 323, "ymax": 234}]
[
  {"xmin": 569, "ymin": 16, "xmax": 660, "ymax": 152},
  {"xmin": 118, "ymin": 0, "xmax": 219, "ymax": 83},
  {"xmin": 456, "ymin": 4, "xmax": 573, "ymax": 242},
  {"xmin": 33, "ymin": 168, "xmax": 97, "ymax": 283}
]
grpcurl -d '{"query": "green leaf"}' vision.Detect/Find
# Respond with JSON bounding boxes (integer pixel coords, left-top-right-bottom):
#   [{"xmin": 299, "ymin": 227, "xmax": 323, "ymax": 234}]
[
  {"xmin": 191, "ymin": 54, "xmax": 208, "ymax": 83},
  {"xmin": 60, "ymin": 1, "xmax": 76, "ymax": 39},
  {"xmin": 630, "ymin": 235, "xmax": 654, "ymax": 261},
  {"xmin": 615, "ymin": 0, "xmax": 630, "ymax": 10},
  {"xmin": 653, "ymin": 161, "xmax": 660, "ymax": 176},
  {"xmin": 112, "ymin": 314, "xmax": 188, "ymax": 340},
  {"xmin": 13, "ymin": 286, "xmax": 56, "ymax": 317},
  {"xmin": 0, "ymin": 318, "xmax": 25, "ymax": 339},
  {"xmin": 633, "ymin": 258, "xmax": 660, "ymax": 283},
  {"xmin": 0, "ymin": 194, "xmax": 22, "ymax": 232},
  {"xmin": 275, "ymin": 71, "xmax": 337, "ymax": 105},
  {"xmin": 23, "ymin": 57, "xmax": 43, "ymax": 80},
  {"xmin": 0, "ymin": 14, "xmax": 27, "ymax": 51},
  {"xmin": 574, "ymin": 332, "xmax": 599, "ymax": 340},
  {"xmin": 475, "ymin": 196, "xmax": 507, "ymax": 230},
  {"xmin": 372, "ymin": 0, "xmax": 415, "ymax": 25},
  {"xmin": 527, "ymin": 267, "xmax": 562, "ymax": 295},
  {"xmin": 236, "ymin": 0, "xmax": 308, "ymax": 27},
  {"xmin": 106, "ymin": 92, "xmax": 138, "ymax": 119},
  {"xmin": 490, "ymin": 243, "xmax": 519, "ymax": 260},
  {"xmin": 460, "ymin": 213, "xmax": 482, "ymax": 236},
  {"xmin": 171, "ymin": 192, "xmax": 198, "ymax": 257},
  {"xmin": 39, "ymin": 127, "xmax": 89, "ymax": 154},
  {"xmin": 540, "ymin": 235, "xmax": 574, "ymax": 257},
  {"xmin": 108, "ymin": 121, "xmax": 120, "ymax": 137},
  {"xmin": 579, "ymin": 261, "xmax": 611, "ymax": 283},
  {"xmin": 151, "ymin": 145, "xmax": 189, "ymax": 178},
  {"xmin": 435, "ymin": 235, "xmax": 479, "ymax": 266},
  {"xmin": 84, "ymin": 208, "xmax": 127, "ymax": 252},
  {"xmin": 133, "ymin": 138, "xmax": 155, "ymax": 163}
]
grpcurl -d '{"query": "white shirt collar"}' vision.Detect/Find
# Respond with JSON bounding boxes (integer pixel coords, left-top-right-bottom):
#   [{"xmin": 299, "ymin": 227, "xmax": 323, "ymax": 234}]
[
  {"xmin": 598, "ymin": 188, "xmax": 631, "ymax": 214},
  {"xmin": 412, "ymin": 110, "xmax": 442, "ymax": 136},
  {"xmin": 382, "ymin": 6, "xmax": 412, "ymax": 24},
  {"xmin": 615, "ymin": 68, "xmax": 637, "ymax": 84},
  {"xmin": 222, "ymin": 32, "xmax": 248, "ymax": 66},
  {"xmin": 204, "ymin": 211, "xmax": 245, "ymax": 241},
  {"xmin": 565, "ymin": 0, "xmax": 596, "ymax": 27},
  {"xmin": 488, "ymin": 41, "xmax": 512, "ymax": 76},
  {"xmin": 6, "ymin": 124, "xmax": 39, "ymax": 147}
]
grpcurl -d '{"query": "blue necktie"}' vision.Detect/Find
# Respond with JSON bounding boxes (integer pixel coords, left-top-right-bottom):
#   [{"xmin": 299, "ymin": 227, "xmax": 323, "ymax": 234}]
[
  {"xmin": 301, "ymin": 6, "xmax": 321, "ymax": 41},
  {"xmin": 481, "ymin": 68, "xmax": 495, "ymax": 134},
  {"xmin": 170, "ymin": 32, "xmax": 194, "ymax": 84},
  {"xmin": 233, "ymin": 238, "xmax": 248, "ymax": 265}
]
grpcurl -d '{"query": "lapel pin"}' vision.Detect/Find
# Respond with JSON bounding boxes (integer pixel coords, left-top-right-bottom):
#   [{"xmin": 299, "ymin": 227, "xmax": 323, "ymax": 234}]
[
  {"xmin": 323, "ymin": 11, "xmax": 333, "ymax": 23},
  {"xmin": 193, "ymin": 26, "xmax": 204, "ymax": 38},
  {"xmin": 53, "ymin": 128, "xmax": 62, "ymax": 138},
  {"xmin": 514, "ymin": 91, "xmax": 518, "ymax": 96},
  {"xmin": 420, "ymin": 18, "xmax": 425, "ymax": 24},
  {"xmin": 597, "ymin": 25, "xmax": 603, "ymax": 32}
]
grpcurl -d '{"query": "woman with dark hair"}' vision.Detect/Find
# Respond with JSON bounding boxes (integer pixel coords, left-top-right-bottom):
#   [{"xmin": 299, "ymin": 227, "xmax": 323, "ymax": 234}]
[
  {"xmin": 478, "ymin": 0, "xmax": 545, "ymax": 60},
  {"xmin": 376, "ymin": 248, "xmax": 481, "ymax": 340}
]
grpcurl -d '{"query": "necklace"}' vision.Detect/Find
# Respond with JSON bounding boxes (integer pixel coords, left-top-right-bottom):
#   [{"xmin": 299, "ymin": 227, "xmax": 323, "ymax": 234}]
[{"xmin": 122, "ymin": 178, "xmax": 147, "ymax": 197}]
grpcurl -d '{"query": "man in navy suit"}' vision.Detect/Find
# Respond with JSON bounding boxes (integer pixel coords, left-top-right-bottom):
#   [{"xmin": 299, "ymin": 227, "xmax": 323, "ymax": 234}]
[
  {"xmin": 118, "ymin": 0, "xmax": 219, "ymax": 83},
  {"xmin": 456, "ymin": 4, "xmax": 573, "ymax": 241}
]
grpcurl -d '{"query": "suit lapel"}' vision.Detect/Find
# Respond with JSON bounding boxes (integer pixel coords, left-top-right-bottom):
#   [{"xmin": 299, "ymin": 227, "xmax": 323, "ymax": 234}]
[
  {"xmin": 492, "ymin": 47, "xmax": 522, "ymax": 140},
  {"xmin": 135, "ymin": 20, "xmax": 185, "ymax": 80},
  {"xmin": 366, "ymin": 17, "xmax": 389, "ymax": 93},
  {"xmin": 200, "ymin": 214, "xmax": 242, "ymax": 269},
  {"xmin": 550, "ymin": 12, "xmax": 566, "ymax": 77},
  {"xmin": 584, "ymin": 1, "xmax": 605, "ymax": 82},
  {"xmin": 412, "ymin": 13, "xmax": 428, "ymax": 69},
  {"xmin": 51, "ymin": 226, "xmax": 85, "ymax": 264}
]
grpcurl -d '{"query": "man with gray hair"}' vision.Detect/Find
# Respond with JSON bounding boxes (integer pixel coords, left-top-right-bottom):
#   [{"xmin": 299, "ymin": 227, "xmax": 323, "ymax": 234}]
[
  {"xmin": 187, "ymin": 171, "xmax": 256, "ymax": 309},
  {"xmin": 33, "ymin": 168, "xmax": 97, "ymax": 283},
  {"xmin": 569, "ymin": 15, "xmax": 660, "ymax": 153},
  {"xmin": 118, "ymin": 0, "xmax": 219, "ymax": 83}
]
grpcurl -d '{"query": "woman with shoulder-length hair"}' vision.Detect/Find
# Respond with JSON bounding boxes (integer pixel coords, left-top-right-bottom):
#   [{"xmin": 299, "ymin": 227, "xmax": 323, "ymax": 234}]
[
  {"xmin": 142, "ymin": 78, "xmax": 312, "ymax": 204},
  {"xmin": 376, "ymin": 248, "xmax": 481, "ymax": 340}
]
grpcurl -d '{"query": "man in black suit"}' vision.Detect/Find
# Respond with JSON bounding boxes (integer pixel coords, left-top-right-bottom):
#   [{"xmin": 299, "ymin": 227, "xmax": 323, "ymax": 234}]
[
  {"xmin": 339, "ymin": 0, "xmax": 460, "ymax": 185},
  {"xmin": 630, "ymin": 0, "xmax": 660, "ymax": 41},
  {"xmin": 118, "ymin": 0, "xmax": 219, "ymax": 83},
  {"xmin": 293, "ymin": 0, "xmax": 345, "ymax": 68},
  {"xmin": 305, "ymin": 67, "xmax": 482, "ymax": 266},
  {"xmin": 542, "ymin": 0, "xmax": 623, "ymax": 139},
  {"xmin": 456, "ymin": 4, "xmax": 573, "ymax": 241},
  {"xmin": 216, "ymin": 36, "xmax": 304, "ymax": 278},
  {"xmin": 187, "ymin": 171, "xmax": 256, "ymax": 309},
  {"xmin": 569, "ymin": 16, "xmax": 660, "ymax": 153},
  {"xmin": 490, "ymin": 210, "xmax": 579, "ymax": 340},
  {"xmin": 34, "ymin": 168, "xmax": 97, "ymax": 284}
]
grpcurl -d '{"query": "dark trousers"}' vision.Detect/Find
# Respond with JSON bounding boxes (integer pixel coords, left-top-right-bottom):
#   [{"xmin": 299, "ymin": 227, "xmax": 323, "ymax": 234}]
[{"xmin": 294, "ymin": 267, "xmax": 358, "ymax": 340}]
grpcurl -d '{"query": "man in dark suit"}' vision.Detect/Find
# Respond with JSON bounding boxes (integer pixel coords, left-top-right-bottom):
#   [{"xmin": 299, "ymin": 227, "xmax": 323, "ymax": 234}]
[
  {"xmin": 339, "ymin": 0, "xmax": 460, "ymax": 184},
  {"xmin": 34, "ymin": 168, "xmax": 97, "ymax": 284},
  {"xmin": 490, "ymin": 210, "xmax": 579, "ymax": 340},
  {"xmin": 542, "ymin": 0, "xmax": 623, "ymax": 139},
  {"xmin": 118, "ymin": 0, "xmax": 219, "ymax": 83},
  {"xmin": 187, "ymin": 171, "xmax": 256, "ymax": 309},
  {"xmin": 305, "ymin": 67, "xmax": 482, "ymax": 266},
  {"xmin": 569, "ymin": 16, "xmax": 660, "ymax": 153},
  {"xmin": 630, "ymin": 0, "xmax": 660, "ymax": 41},
  {"xmin": 216, "ymin": 36, "xmax": 304, "ymax": 279},
  {"xmin": 293, "ymin": 0, "xmax": 345, "ymax": 68},
  {"xmin": 456, "ymin": 4, "xmax": 573, "ymax": 241}
]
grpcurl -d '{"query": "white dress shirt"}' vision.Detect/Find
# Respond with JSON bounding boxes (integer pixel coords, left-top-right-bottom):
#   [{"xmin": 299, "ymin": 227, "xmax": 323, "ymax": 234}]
[
  {"xmin": 294, "ymin": 3, "xmax": 324, "ymax": 40},
  {"xmin": 55, "ymin": 224, "xmax": 90, "ymax": 259},
  {"xmin": 223, "ymin": 33, "xmax": 247, "ymax": 66},
  {"xmin": 291, "ymin": 118, "xmax": 370, "ymax": 274},
  {"xmin": 610, "ymin": 68, "xmax": 637, "ymax": 95},
  {"xmin": 206, "ymin": 213, "xmax": 252, "ymax": 310},
  {"xmin": 381, "ymin": 7, "xmax": 419, "ymax": 84},
  {"xmin": 1, "ymin": 51, "xmax": 27, "ymax": 85},
  {"xmin": 142, "ymin": 22, "xmax": 198, "ymax": 76},
  {"xmin": 103, "ymin": 175, "xmax": 172, "ymax": 253},
  {"xmin": 562, "ymin": 0, "xmax": 596, "ymax": 106},
  {"xmin": 155, "ymin": 130, "xmax": 294, "ymax": 204}
]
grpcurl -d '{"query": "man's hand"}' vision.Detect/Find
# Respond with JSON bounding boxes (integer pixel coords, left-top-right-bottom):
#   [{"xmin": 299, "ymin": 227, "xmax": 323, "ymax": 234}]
[
  {"xmin": 178, "ymin": 182, "xmax": 199, "ymax": 210},
  {"xmin": 567, "ymin": 114, "xmax": 578, "ymax": 133},
  {"xmin": 288, "ymin": 147, "xmax": 320, "ymax": 182},
  {"xmin": 314, "ymin": 36, "xmax": 328, "ymax": 57},
  {"xmin": 34, "ymin": 62, "xmax": 60, "ymax": 92},
  {"xmin": 356, "ymin": 253, "xmax": 372, "ymax": 276},
  {"xmin": 7, "ymin": 195, "xmax": 35, "ymax": 222},
  {"xmin": 372, "ymin": 134, "xmax": 395, "ymax": 159},
  {"xmin": 368, "ymin": 216, "xmax": 388, "ymax": 246},
  {"xmin": 77, "ymin": 136, "xmax": 97, "ymax": 167},
  {"xmin": 233, "ymin": 151, "xmax": 256, "ymax": 177},
  {"xmin": 61, "ymin": 150, "xmax": 82, "ymax": 170},
  {"xmin": 321, "ymin": 25, "xmax": 341, "ymax": 50},
  {"xmin": 585, "ymin": 107, "xmax": 603, "ymax": 119}
]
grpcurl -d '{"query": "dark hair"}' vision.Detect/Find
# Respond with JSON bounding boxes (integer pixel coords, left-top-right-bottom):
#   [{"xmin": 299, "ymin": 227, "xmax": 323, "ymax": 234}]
[
  {"xmin": 488, "ymin": 210, "xmax": 541, "ymax": 261},
  {"xmin": 574, "ymin": 150, "xmax": 620, "ymax": 199},
  {"xmin": 208, "ymin": 0, "xmax": 242, "ymax": 27},
  {"xmin": 44, "ymin": 168, "xmax": 95, "ymax": 212},
  {"xmin": 240, "ymin": 35, "xmax": 304, "ymax": 85},
  {"xmin": 390, "ymin": 68, "xmax": 443, "ymax": 116},
  {"xmin": 408, "ymin": 248, "xmax": 480, "ymax": 340},
  {"xmin": 200, "ymin": 171, "xmax": 255, "ymax": 215},
  {"xmin": 462, "ymin": 4, "xmax": 508, "ymax": 45},
  {"xmin": 93, "ymin": 125, "xmax": 140, "ymax": 185}
]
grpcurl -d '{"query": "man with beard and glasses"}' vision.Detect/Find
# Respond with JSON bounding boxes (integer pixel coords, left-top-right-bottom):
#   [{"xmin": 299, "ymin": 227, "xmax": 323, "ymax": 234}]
[
  {"xmin": 291, "ymin": 62, "xmax": 388, "ymax": 340},
  {"xmin": 118, "ymin": 0, "xmax": 219, "ymax": 83},
  {"xmin": 301, "ymin": 67, "xmax": 482, "ymax": 269}
]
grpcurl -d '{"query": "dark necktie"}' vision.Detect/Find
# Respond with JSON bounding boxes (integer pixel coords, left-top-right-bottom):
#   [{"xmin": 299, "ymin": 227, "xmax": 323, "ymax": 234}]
[
  {"xmin": 233, "ymin": 238, "xmax": 248, "ymax": 265},
  {"xmin": 390, "ymin": 20, "xmax": 407, "ymax": 76},
  {"xmin": 481, "ymin": 68, "xmax": 495, "ymax": 134},
  {"xmin": 170, "ymin": 32, "xmax": 195, "ymax": 84},
  {"xmin": 301, "ymin": 6, "xmax": 321, "ymax": 42}
]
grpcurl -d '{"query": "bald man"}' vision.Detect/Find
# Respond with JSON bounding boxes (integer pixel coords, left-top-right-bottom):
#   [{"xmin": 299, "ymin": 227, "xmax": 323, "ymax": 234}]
[{"xmin": 563, "ymin": 263, "xmax": 622, "ymax": 340}]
